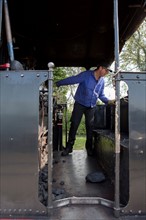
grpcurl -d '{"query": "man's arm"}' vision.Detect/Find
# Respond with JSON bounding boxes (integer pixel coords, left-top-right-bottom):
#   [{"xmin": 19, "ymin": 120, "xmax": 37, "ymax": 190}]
[
  {"xmin": 98, "ymin": 82, "xmax": 109, "ymax": 104},
  {"xmin": 56, "ymin": 71, "xmax": 86, "ymax": 87},
  {"xmin": 98, "ymin": 81, "xmax": 115, "ymax": 105}
]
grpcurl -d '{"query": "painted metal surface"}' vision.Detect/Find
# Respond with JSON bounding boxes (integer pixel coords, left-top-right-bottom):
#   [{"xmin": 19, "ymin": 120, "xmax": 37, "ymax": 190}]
[
  {"xmin": 0, "ymin": 71, "xmax": 48, "ymax": 216},
  {"xmin": 93, "ymin": 72, "xmax": 146, "ymax": 216},
  {"xmin": 120, "ymin": 72, "xmax": 146, "ymax": 214},
  {"xmin": 93, "ymin": 130, "xmax": 129, "ymax": 205}
]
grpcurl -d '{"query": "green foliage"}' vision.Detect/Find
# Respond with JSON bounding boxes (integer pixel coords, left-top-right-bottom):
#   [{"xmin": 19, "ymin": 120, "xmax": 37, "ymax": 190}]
[
  {"xmin": 72, "ymin": 136, "xmax": 86, "ymax": 150},
  {"xmin": 53, "ymin": 67, "xmax": 68, "ymax": 103},
  {"xmin": 63, "ymin": 134, "xmax": 86, "ymax": 150},
  {"xmin": 120, "ymin": 18, "xmax": 146, "ymax": 71}
]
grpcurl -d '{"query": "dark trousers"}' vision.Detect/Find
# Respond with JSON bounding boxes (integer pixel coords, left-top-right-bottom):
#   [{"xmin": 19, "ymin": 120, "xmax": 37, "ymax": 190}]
[{"xmin": 67, "ymin": 101, "xmax": 96, "ymax": 150}]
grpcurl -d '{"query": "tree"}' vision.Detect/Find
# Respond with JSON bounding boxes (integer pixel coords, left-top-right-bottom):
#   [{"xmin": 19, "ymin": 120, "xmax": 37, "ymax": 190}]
[
  {"xmin": 53, "ymin": 67, "xmax": 84, "ymax": 104},
  {"xmin": 53, "ymin": 67, "xmax": 68, "ymax": 103},
  {"xmin": 120, "ymin": 18, "xmax": 146, "ymax": 71}
]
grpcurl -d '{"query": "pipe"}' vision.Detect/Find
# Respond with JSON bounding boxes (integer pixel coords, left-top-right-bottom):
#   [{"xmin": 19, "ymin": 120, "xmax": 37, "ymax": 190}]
[
  {"xmin": 0, "ymin": 0, "xmax": 3, "ymax": 46},
  {"xmin": 113, "ymin": 0, "xmax": 121, "ymax": 218},
  {"xmin": 4, "ymin": 0, "xmax": 14, "ymax": 61},
  {"xmin": 65, "ymin": 104, "xmax": 68, "ymax": 147},
  {"xmin": 47, "ymin": 62, "xmax": 54, "ymax": 211}
]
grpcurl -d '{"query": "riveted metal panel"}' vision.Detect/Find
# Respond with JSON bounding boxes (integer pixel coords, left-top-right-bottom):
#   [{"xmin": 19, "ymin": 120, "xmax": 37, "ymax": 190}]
[
  {"xmin": 120, "ymin": 72, "xmax": 146, "ymax": 215},
  {"xmin": 0, "ymin": 71, "xmax": 48, "ymax": 216}
]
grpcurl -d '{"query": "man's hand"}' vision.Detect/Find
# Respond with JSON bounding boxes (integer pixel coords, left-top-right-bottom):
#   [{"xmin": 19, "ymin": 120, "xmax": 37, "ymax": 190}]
[
  {"xmin": 55, "ymin": 82, "xmax": 60, "ymax": 87},
  {"xmin": 108, "ymin": 100, "xmax": 115, "ymax": 105}
]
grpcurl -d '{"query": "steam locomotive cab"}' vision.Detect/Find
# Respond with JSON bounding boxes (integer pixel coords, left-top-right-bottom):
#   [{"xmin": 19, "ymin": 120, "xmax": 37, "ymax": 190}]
[{"xmin": 0, "ymin": 0, "xmax": 146, "ymax": 219}]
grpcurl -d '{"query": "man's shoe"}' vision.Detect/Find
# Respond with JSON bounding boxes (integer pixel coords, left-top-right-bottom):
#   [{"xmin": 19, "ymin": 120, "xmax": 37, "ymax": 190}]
[{"xmin": 61, "ymin": 146, "xmax": 73, "ymax": 156}]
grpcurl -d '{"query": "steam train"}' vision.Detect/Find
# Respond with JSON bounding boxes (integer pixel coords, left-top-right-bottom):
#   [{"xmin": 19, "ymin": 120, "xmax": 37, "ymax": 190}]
[{"xmin": 0, "ymin": 0, "xmax": 146, "ymax": 219}]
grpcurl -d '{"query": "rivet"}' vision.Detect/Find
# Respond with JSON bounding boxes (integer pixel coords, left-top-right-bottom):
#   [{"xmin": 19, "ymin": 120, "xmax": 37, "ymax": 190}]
[
  {"xmin": 121, "ymin": 210, "xmax": 124, "ymax": 213},
  {"xmin": 37, "ymin": 74, "xmax": 40, "ymax": 77},
  {"xmin": 139, "ymin": 150, "xmax": 144, "ymax": 154},
  {"xmin": 136, "ymin": 75, "xmax": 139, "ymax": 79},
  {"xmin": 129, "ymin": 210, "xmax": 132, "ymax": 213},
  {"xmin": 21, "ymin": 74, "xmax": 24, "ymax": 77},
  {"xmin": 120, "ymin": 75, "xmax": 124, "ymax": 78},
  {"xmin": 44, "ymin": 73, "xmax": 47, "ymax": 77},
  {"xmin": 29, "ymin": 209, "xmax": 32, "ymax": 212},
  {"xmin": 138, "ymin": 210, "xmax": 142, "ymax": 213},
  {"xmin": 18, "ymin": 209, "xmax": 22, "ymax": 212}
]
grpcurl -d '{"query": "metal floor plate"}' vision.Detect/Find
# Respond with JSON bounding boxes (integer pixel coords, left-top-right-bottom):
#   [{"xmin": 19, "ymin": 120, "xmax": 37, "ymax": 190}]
[
  {"xmin": 1, "ymin": 150, "xmax": 145, "ymax": 219},
  {"xmin": 51, "ymin": 150, "xmax": 146, "ymax": 220},
  {"xmin": 53, "ymin": 150, "xmax": 114, "ymax": 200}
]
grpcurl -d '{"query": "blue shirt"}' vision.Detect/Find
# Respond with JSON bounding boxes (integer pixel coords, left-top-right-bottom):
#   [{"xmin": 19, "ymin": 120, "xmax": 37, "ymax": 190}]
[{"xmin": 56, "ymin": 70, "xmax": 109, "ymax": 107}]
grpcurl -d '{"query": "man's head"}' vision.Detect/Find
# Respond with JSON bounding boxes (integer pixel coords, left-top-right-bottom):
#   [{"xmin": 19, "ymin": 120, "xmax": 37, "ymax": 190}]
[{"xmin": 95, "ymin": 63, "xmax": 112, "ymax": 77}]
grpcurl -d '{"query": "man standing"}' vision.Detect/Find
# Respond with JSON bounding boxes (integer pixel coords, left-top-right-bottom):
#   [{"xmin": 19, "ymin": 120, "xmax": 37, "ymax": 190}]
[{"xmin": 56, "ymin": 64, "xmax": 114, "ymax": 156}]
